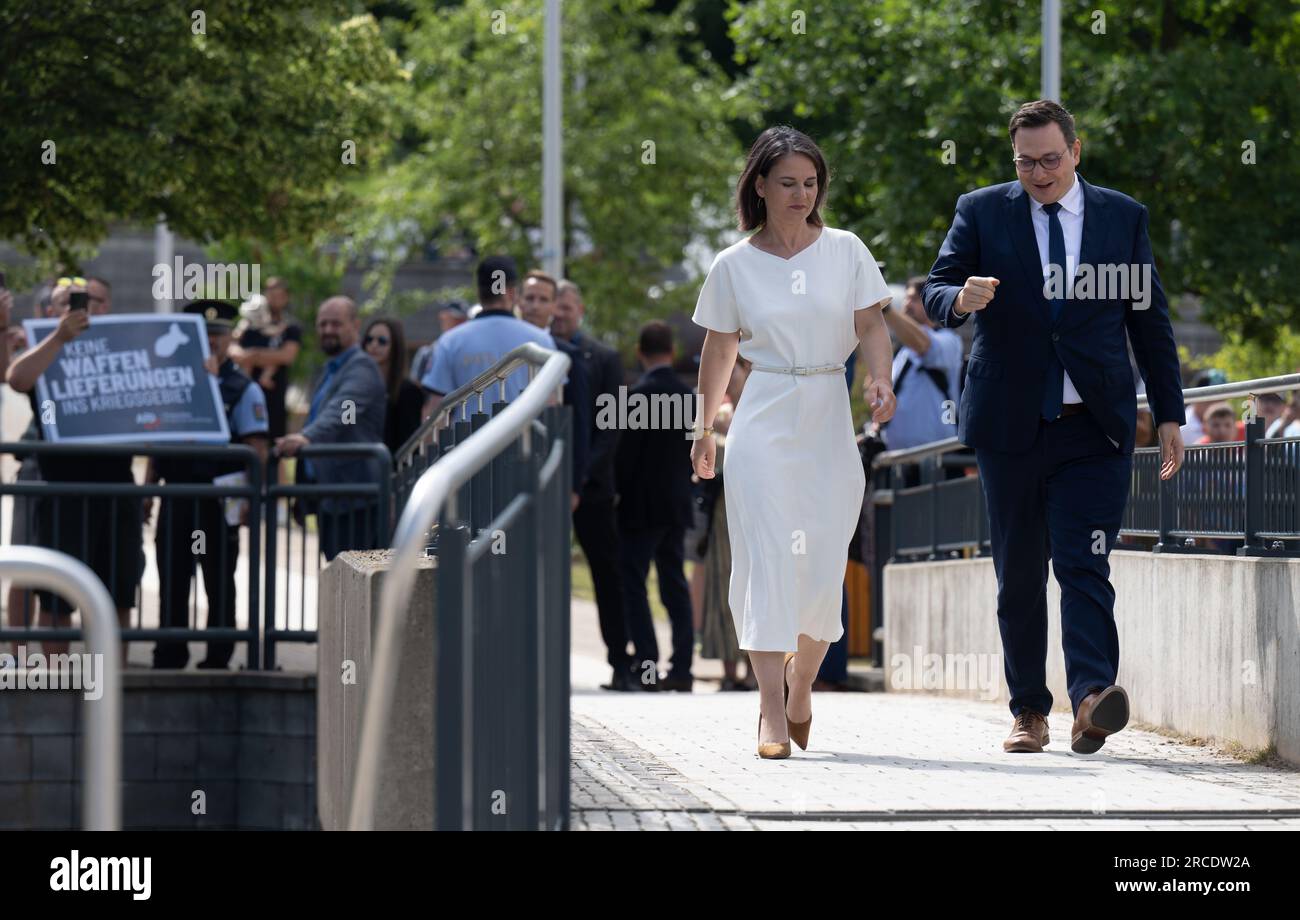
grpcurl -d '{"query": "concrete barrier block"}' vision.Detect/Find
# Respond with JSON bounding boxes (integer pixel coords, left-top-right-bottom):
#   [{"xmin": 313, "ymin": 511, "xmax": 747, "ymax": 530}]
[
  {"xmin": 884, "ymin": 552, "xmax": 1300, "ymax": 764},
  {"xmin": 317, "ymin": 549, "xmax": 436, "ymax": 830}
]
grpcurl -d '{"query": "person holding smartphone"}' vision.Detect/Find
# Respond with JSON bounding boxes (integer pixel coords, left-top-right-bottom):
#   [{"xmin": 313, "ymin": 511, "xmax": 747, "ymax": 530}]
[{"xmin": 6, "ymin": 277, "xmax": 139, "ymax": 660}]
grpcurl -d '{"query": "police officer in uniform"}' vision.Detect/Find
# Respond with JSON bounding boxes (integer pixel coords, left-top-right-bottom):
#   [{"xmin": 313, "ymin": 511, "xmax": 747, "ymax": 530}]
[{"xmin": 151, "ymin": 300, "xmax": 269, "ymax": 669}]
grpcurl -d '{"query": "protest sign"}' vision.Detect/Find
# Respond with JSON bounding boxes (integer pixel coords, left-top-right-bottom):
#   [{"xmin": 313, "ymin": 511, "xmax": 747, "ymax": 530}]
[{"xmin": 22, "ymin": 313, "xmax": 231, "ymax": 444}]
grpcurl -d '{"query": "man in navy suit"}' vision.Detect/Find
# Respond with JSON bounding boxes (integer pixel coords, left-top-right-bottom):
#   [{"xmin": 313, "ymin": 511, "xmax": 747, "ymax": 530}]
[{"xmin": 924, "ymin": 100, "xmax": 1186, "ymax": 754}]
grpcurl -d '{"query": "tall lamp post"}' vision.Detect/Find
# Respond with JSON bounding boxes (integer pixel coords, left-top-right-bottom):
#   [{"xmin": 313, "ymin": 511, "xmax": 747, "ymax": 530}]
[
  {"xmin": 1042, "ymin": 0, "xmax": 1060, "ymax": 101},
  {"xmin": 541, "ymin": 0, "xmax": 563, "ymax": 280}
]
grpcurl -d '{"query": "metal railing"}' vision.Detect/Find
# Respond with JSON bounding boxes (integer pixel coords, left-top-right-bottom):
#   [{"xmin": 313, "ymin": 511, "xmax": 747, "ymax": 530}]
[
  {"xmin": 0, "ymin": 546, "xmax": 120, "ymax": 830},
  {"xmin": 0, "ymin": 441, "xmax": 394, "ymax": 669},
  {"xmin": 873, "ymin": 374, "xmax": 1300, "ymax": 554},
  {"xmin": 262, "ymin": 443, "xmax": 392, "ymax": 669},
  {"xmin": 868, "ymin": 374, "xmax": 1300, "ymax": 661},
  {"xmin": 349, "ymin": 342, "xmax": 572, "ymax": 831},
  {"xmin": 391, "ymin": 343, "xmax": 551, "ymax": 521},
  {"xmin": 0, "ymin": 442, "xmax": 263, "ymax": 664}
]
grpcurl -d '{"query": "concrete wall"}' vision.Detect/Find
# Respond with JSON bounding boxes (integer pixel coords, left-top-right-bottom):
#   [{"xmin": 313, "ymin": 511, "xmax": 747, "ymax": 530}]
[
  {"xmin": 317, "ymin": 550, "xmax": 436, "ymax": 831},
  {"xmin": 884, "ymin": 552, "xmax": 1300, "ymax": 764},
  {"xmin": 0, "ymin": 671, "xmax": 315, "ymax": 830}
]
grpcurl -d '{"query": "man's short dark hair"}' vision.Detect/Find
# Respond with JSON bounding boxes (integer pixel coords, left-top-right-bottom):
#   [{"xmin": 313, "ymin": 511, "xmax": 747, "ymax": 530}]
[
  {"xmin": 88, "ymin": 275, "xmax": 111, "ymax": 291},
  {"xmin": 477, "ymin": 255, "xmax": 519, "ymax": 305},
  {"xmin": 906, "ymin": 275, "xmax": 927, "ymax": 294},
  {"xmin": 638, "ymin": 320, "xmax": 673, "ymax": 357},
  {"xmin": 522, "ymin": 269, "xmax": 558, "ymax": 297},
  {"xmin": 1008, "ymin": 99, "xmax": 1077, "ymax": 146}
]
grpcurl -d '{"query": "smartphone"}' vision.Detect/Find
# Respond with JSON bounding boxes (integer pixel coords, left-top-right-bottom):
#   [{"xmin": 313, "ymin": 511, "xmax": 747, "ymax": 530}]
[
  {"xmin": 69, "ymin": 291, "xmax": 88, "ymax": 311},
  {"xmin": 0, "ymin": 270, "xmax": 7, "ymax": 289}
]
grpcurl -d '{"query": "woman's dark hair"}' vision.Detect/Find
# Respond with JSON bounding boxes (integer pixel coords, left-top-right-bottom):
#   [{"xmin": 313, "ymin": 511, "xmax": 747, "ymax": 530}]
[
  {"xmin": 735, "ymin": 126, "xmax": 829, "ymax": 231},
  {"xmin": 362, "ymin": 314, "xmax": 408, "ymax": 401}
]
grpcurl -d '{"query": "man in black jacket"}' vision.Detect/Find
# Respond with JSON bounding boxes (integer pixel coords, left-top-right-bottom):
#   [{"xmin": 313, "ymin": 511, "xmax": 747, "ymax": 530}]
[
  {"xmin": 553, "ymin": 280, "xmax": 633, "ymax": 690},
  {"xmin": 614, "ymin": 322, "xmax": 696, "ymax": 692}
]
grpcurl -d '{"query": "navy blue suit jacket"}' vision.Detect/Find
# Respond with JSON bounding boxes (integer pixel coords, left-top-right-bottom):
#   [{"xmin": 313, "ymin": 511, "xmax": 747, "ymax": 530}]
[{"xmin": 923, "ymin": 176, "xmax": 1185, "ymax": 454}]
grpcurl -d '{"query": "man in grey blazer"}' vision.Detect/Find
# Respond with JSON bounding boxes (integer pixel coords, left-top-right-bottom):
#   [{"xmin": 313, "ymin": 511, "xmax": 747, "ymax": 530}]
[{"xmin": 276, "ymin": 295, "xmax": 387, "ymax": 560}]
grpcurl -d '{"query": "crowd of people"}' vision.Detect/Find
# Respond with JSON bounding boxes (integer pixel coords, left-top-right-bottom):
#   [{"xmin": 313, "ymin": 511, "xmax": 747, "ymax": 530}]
[{"xmin": 1, "ymin": 253, "xmax": 1296, "ymax": 677}]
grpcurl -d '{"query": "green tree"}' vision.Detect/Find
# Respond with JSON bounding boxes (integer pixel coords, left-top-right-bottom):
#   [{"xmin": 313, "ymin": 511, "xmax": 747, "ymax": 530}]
[
  {"xmin": 349, "ymin": 0, "xmax": 755, "ymax": 336},
  {"xmin": 730, "ymin": 0, "xmax": 1299, "ymax": 355},
  {"xmin": 0, "ymin": 0, "xmax": 406, "ymax": 269}
]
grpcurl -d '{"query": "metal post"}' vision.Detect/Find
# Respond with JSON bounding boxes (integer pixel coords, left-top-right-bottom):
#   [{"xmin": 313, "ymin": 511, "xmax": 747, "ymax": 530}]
[
  {"xmin": 872, "ymin": 471, "xmax": 893, "ymax": 668},
  {"xmin": 246, "ymin": 451, "xmax": 263, "ymax": 670},
  {"xmin": 1041, "ymin": 0, "xmax": 1060, "ymax": 101},
  {"xmin": 542, "ymin": 0, "xmax": 564, "ymax": 279},
  {"xmin": 1152, "ymin": 453, "xmax": 1189, "ymax": 553},
  {"xmin": 1239, "ymin": 414, "xmax": 1267, "ymax": 556},
  {"xmin": 0, "ymin": 547, "xmax": 121, "ymax": 830},
  {"xmin": 153, "ymin": 216, "xmax": 174, "ymax": 313}
]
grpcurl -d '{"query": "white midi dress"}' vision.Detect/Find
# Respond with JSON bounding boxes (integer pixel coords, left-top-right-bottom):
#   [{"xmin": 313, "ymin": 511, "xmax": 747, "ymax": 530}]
[{"xmin": 691, "ymin": 226, "xmax": 891, "ymax": 651}]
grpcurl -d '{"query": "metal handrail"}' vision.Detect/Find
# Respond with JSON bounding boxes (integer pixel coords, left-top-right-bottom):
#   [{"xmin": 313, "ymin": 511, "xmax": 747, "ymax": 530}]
[
  {"xmin": 872, "ymin": 373, "xmax": 1300, "ymax": 468},
  {"xmin": 347, "ymin": 344, "xmax": 570, "ymax": 830},
  {"xmin": 0, "ymin": 546, "xmax": 120, "ymax": 830},
  {"xmin": 393, "ymin": 342, "xmax": 559, "ymax": 466},
  {"xmin": 1143, "ymin": 373, "xmax": 1300, "ymax": 409}
]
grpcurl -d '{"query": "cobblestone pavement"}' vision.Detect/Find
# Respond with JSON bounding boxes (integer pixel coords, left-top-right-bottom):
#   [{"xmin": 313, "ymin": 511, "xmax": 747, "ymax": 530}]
[{"xmin": 568, "ymin": 602, "xmax": 1300, "ymax": 831}]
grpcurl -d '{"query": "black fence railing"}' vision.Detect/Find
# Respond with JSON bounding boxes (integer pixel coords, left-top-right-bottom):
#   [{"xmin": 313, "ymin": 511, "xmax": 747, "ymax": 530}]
[
  {"xmin": 869, "ymin": 383, "xmax": 1300, "ymax": 667},
  {"xmin": 262, "ymin": 443, "xmax": 392, "ymax": 669},
  {"xmin": 874, "ymin": 430, "xmax": 1300, "ymax": 562},
  {"xmin": 433, "ymin": 405, "xmax": 572, "ymax": 830},
  {"xmin": 348, "ymin": 341, "xmax": 571, "ymax": 831},
  {"xmin": 0, "ymin": 441, "xmax": 391, "ymax": 669},
  {"xmin": 0, "ymin": 442, "xmax": 263, "ymax": 665}
]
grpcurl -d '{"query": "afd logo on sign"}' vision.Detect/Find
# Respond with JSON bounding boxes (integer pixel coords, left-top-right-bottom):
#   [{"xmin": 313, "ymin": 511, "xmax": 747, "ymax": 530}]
[{"xmin": 49, "ymin": 851, "xmax": 151, "ymax": 900}]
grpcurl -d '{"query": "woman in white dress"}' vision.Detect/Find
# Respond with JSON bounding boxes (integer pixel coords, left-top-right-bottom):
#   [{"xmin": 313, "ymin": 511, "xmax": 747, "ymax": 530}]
[{"xmin": 690, "ymin": 126, "xmax": 897, "ymax": 759}]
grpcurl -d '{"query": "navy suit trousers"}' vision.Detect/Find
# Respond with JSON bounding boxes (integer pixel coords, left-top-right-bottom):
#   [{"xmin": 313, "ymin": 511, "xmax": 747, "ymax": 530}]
[{"xmin": 976, "ymin": 410, "xmax": 1131, "ymax": 717}]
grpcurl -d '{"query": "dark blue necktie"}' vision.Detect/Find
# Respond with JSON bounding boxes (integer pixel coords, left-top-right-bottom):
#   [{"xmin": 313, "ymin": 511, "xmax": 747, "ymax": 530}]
[{"xmin": 1041, "ymin": 201, "xmax": 1066, "ymax": 421}]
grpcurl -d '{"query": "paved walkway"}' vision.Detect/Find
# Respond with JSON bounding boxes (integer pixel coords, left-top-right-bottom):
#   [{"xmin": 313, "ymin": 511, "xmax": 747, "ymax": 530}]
[{"xmin": 568, "ymin": 599, "xmax": 1300, "ymax": 831}]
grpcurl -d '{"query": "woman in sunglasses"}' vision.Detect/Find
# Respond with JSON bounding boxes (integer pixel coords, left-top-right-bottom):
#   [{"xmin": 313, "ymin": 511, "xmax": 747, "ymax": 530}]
[{"xmin": 361, "ymin": 315, "xmax": 424, "ymax": 458}]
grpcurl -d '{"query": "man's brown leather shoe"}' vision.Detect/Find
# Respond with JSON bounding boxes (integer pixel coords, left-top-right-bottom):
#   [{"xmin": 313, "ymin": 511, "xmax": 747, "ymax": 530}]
[
  {"xmin": 1003, "ymin": 710, "xmax": 1050, "ymax": 753},
  {"xmin": 1071, "ymin": 685, "xmax": 1130, "ymax": 753}
]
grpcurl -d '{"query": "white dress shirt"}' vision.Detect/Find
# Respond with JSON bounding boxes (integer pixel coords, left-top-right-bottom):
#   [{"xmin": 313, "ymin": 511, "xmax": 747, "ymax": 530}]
[{"xmin": 1029, "ymin": 173, "xmax": 1084, "ymax": 405}]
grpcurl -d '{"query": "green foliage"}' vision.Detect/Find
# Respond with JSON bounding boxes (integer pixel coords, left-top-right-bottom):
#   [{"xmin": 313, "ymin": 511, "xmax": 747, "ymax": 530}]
[
  {"xmin": 348, "ymin": 0, "xmax": 755, "ymax": 337},
  {"xmin": 730, "ymin": 0, "xmax": 1299, "ymax": 345},
  {"xmin": 1193, "ymin": 327, "xmax": 1300, "ymax": 382},
  {"xmin": 0, "ymin": 0, "xmax": 406, "ymax": 271}
]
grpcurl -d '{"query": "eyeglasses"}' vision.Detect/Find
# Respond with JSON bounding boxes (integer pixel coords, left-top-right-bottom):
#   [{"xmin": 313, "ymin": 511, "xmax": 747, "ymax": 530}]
[
  {"xmin": 364, "ymin": 335, "xmax": 390, "ymax": 346},
  {"xmin": 1012, "ymin": 150, "xmax": 1068, "ymax": 172}
]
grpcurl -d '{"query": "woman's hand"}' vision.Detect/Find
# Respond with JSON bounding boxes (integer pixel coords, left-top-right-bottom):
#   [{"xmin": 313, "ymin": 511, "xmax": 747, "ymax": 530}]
[
  {"xmin": 865, "ymin": 379, "xmax": 897, "ymax": 425},
  {"xmin": 691, "ymin": 433, "xmax": 717, "ymax": 479}
]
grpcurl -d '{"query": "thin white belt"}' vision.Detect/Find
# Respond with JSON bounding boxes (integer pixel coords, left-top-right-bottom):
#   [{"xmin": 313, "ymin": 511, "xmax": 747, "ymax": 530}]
[{"xmin": 749, "ymin": 362, "xmax": 845, "ymax": 376}]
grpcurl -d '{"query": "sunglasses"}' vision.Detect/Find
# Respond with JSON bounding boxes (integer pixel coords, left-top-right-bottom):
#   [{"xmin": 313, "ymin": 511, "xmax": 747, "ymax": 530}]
[{"xmin": 364, "ymin": 335, "xmax": 390, "ymax": 346}]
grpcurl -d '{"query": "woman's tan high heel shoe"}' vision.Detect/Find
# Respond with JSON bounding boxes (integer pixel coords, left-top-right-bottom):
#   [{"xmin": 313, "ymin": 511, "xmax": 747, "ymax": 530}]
[
  {"xmin": 784, "ymin": 652, "xmax": 811, "ymax": 751},
  {"xmin": 757, "ymin": 712, "xmax": 791, "ymax": 759}
]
